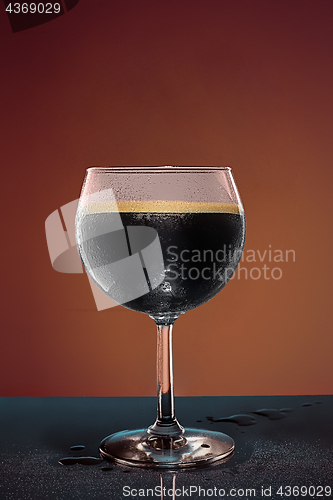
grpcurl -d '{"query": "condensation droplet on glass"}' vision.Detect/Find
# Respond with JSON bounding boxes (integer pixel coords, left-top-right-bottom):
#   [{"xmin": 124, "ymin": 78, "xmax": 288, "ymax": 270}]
[{"xmin": 161, "ymin": 281, "xmax": 172, "ymax": 292}]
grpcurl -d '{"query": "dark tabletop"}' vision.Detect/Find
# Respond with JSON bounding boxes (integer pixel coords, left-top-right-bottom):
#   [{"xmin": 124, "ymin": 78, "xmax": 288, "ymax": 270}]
[{"xmin": 0, "ymin": 396, "xmax": 332, "ymax": 499}]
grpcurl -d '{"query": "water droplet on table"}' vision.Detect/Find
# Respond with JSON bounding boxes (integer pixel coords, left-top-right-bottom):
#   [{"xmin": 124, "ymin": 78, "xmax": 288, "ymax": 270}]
[
  {"xmin": 69, "ymin": 445, "xmax": 85, "ymax": 451},
  {"xmin": 252, "ymin": 408, "xmax": 293, "ymax": 420},
  {"xmin": 207, "ymin": 414, "xmax": 257, "ymax": 426}
]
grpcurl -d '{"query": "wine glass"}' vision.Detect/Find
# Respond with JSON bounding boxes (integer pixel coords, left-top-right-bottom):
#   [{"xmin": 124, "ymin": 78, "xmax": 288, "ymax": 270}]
[{"xmin": 75, "ymin": 166, "xmax": 246, "ymax": 468}]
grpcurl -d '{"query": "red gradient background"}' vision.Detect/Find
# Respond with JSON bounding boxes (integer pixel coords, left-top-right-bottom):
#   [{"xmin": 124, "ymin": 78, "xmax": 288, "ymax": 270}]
[{"xmin": 1, "ymin": 0, "xmax": 332, "ymax": 396}]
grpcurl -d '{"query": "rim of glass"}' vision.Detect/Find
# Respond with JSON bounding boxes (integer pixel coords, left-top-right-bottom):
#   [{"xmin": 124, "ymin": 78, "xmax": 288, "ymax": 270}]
[{"xmin": 86, "ymin": 166, "xmax": 232, "ymax": 173}]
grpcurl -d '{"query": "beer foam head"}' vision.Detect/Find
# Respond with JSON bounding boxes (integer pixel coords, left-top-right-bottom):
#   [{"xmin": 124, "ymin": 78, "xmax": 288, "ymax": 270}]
[{"xmin": 82, "ymin": 200, "xmax": 241, "ymax": 214}]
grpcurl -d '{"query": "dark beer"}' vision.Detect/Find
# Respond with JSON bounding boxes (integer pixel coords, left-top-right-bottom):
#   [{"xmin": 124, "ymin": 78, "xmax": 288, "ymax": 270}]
[{"xmin": 77, "ymin": 201, "xmax": 246, "ymax": 316}]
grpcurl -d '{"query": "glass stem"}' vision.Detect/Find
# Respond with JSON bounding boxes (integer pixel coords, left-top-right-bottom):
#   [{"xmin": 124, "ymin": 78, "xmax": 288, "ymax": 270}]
[
  {"xmin": 157, "ymin": 323, "xmax": 175, "ymax": 422},
  {"xmin": 148, "ymin": 321, "xmax": 184, "ymax": 437}
]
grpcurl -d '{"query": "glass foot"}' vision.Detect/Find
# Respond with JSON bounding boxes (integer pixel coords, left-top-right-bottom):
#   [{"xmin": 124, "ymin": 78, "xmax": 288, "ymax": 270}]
[{"xmin": 99, "ymin": 428, "xmax": 234, "ymax": 469}]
